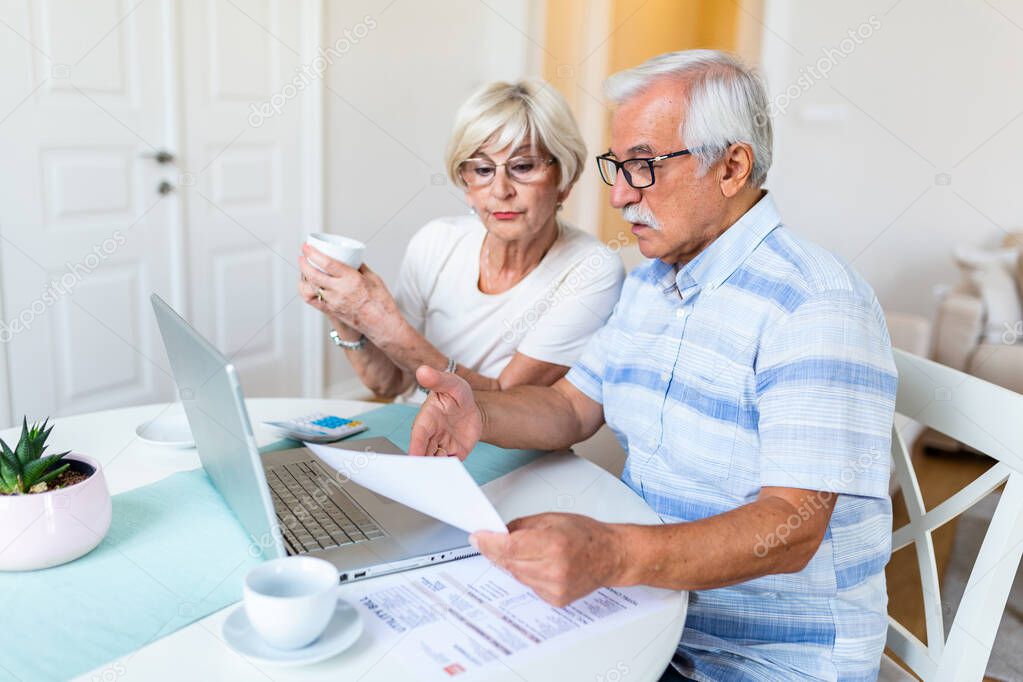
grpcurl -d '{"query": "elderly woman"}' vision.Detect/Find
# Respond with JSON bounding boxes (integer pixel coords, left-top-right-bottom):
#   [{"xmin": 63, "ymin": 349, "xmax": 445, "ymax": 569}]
[{"xmin": 298, "ymin": 80, "xmax": 624, "ymax": 402}]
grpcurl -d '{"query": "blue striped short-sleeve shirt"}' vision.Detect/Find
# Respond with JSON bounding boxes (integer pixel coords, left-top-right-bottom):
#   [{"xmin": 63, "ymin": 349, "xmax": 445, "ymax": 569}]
[{"xmin": 566, "ymin": 193, "xmax": 896, "ymax": 681}]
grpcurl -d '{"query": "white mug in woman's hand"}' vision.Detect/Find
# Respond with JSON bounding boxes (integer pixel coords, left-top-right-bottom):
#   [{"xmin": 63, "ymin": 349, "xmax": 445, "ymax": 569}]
[{"xmin": 306, "ymin": 233, "xmax": 366, "ymax": 272}]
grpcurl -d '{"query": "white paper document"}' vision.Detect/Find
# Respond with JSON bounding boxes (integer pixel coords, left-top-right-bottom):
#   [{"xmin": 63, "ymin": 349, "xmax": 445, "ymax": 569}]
[
  {"xmin": 304, "ymin": 442, "xmax": 507, "ymax": 533},
  {"xmin": 351, "ymin": 555, "xmax": 667, "ymax": 680}
]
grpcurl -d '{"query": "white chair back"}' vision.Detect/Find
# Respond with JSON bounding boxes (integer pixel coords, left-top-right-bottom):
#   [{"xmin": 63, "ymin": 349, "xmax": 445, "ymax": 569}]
[{"xmin": 888, "ymin": 349, "xmax": 1023, "ymax": 681}]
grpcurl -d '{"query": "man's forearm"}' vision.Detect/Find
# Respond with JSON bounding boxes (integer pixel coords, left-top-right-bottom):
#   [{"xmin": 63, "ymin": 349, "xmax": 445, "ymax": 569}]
[
  {"xmin": 612, "ymin": 492, "xmax": 832, "ymax": 592},
  {"xmin": 476, "ymin": 384, "xmax": 591, "ymax": 451}
]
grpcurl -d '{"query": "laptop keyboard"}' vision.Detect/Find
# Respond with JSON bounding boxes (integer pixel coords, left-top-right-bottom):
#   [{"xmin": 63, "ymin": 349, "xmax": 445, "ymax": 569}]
[{"xmin": 267, "ymin": 460, "xmax": 385, "ymax": 554}]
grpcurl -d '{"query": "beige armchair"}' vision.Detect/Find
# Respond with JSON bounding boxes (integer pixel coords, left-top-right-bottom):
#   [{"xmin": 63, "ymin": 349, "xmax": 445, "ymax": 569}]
[
  {"xmin": 932, "ymin": 234, "xmax": 1023, "ymax": 395},
  {"xmin": 933, "ymin": 293, "xmax": 1023, "ymax": 394}
]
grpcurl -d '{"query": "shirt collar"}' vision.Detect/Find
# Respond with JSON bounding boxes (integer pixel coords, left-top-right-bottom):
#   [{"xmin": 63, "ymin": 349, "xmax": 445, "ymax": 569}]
[{"xmin": 645, "ymin": 192, "xmax": 782, "ymax": 296}]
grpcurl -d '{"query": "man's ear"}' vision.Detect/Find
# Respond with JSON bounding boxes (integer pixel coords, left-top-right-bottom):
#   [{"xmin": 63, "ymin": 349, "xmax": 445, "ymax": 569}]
[{"xmin": 718, "ymin": 143, "xmax": 754, "ymax": 198}]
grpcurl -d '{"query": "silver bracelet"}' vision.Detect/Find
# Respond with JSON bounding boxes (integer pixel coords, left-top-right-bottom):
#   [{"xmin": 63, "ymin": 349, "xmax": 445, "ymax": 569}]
[
  {"xmin": 329, "ymin": 328, "xmax": 367, "ymax": 350},
  {"xmin": 417, "ymin": 357, "xmax": 457, "ymax": 394}
]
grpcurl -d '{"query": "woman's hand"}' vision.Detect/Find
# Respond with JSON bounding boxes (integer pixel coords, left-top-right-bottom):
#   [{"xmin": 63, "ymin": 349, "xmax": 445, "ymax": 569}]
[{"xmin": 298, "ymin": 244, "xmax": 401, "ymax": 337}]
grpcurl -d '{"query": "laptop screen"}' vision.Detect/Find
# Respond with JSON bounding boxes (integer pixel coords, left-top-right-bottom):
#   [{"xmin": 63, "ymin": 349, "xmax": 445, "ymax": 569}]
[{"xmin": 151, "ymin": 294, "xmax": 286, "ymax": 559}]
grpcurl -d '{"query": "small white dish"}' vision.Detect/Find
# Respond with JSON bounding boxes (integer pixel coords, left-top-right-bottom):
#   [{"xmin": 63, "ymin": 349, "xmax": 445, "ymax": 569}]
[
  {"xmin": 135, "ymin": 414, "xmax": 195, "ymax": 448},
  {"xmin": 222, "ymin": 599, "xmax": 363, "ymax": 667}
]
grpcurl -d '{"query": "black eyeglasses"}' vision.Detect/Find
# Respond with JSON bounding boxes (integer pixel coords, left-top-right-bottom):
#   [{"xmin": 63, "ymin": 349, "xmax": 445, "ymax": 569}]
[{"xmin": 595, "ymin": 149, "xmax": 692, "ymax": 189}]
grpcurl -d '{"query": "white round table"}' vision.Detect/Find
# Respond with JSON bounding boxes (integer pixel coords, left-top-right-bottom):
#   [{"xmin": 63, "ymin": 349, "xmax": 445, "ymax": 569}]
[{"xmin": 3, "ymin": 399, "xmax": 686, "ymax": 681}]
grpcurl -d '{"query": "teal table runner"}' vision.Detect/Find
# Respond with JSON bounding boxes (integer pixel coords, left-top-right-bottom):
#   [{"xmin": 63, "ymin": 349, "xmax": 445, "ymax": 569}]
[{"xmin": 0, "ymin": 404, "xmax": 545, "ymax": 681}]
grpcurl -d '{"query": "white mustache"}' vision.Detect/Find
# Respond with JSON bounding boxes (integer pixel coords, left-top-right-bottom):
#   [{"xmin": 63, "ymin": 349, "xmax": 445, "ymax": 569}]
[{"xmin": 622, "ymin": 204, "xmax": 661, "ymax": 230}]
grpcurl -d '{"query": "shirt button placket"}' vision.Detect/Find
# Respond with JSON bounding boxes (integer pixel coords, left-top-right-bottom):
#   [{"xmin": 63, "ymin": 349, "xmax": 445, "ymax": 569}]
[{"xmin": 655, "ymin": 299, "xmax": 688, "ymax": 451}]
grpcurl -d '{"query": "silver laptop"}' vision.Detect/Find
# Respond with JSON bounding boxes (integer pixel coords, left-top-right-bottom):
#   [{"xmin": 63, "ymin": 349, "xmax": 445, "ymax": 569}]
[{"xmin": 150, "ymin": 294, "xmax": 473, "ymax": 583}]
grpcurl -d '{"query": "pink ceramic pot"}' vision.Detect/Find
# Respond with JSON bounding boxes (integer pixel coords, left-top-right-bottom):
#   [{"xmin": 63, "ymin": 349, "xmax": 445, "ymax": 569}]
[{"xmin": 0, "ymin": 453, "xmax": 112, "ymax": 571}]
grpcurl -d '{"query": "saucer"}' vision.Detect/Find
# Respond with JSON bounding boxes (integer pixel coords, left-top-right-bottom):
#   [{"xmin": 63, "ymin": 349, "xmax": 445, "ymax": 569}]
[
  {"xmin": 222, "ymin": 599, "xmax": 363, "ymax": 667},
  {"xmin": 135, "ymin": 415, "xmax": 194, "ymax": 448}
]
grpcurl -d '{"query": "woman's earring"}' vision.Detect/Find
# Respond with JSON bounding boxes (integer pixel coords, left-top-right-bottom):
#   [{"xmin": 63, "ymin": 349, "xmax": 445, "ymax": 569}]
[
  {"xmin": 556, "ymin": 203, "xmax": 564, "ymax": 212},
  {"xmin": 468, "ymin": 206, "xmax": 476, "ymax": 215}
]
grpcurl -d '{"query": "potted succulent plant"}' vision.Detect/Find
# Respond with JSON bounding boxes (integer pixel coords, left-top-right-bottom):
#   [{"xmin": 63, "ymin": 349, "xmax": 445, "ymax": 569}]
[{"xmin": 0, "ymin": 418, "xmax": 112, "ymax": 571}]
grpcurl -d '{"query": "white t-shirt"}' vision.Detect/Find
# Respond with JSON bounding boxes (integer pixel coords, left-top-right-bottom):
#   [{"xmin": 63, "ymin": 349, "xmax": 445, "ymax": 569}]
[{"xmin": 394, "ymin": 214, "xmax": 625, "ymax": 395}]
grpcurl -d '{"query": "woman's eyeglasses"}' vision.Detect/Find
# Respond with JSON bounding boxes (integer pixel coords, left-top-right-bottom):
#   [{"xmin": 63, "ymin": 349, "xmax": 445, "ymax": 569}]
[
  {"xmin": 459, "ymin": 155, "xmax": 556, "ymax": 188},
  {"xmin": 595, "ymin": 149, "xmax": 692, "ymax": 189}
]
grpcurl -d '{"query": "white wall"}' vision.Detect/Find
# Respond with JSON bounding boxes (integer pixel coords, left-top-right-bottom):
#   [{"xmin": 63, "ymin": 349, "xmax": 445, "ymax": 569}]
[
  {"xmin": 322, "ymin": 0, "xmax": 541, "ymax": 395},
  {"xmin": 760, "ymin": 0, "xmax": 1023, "ymax": 319}
]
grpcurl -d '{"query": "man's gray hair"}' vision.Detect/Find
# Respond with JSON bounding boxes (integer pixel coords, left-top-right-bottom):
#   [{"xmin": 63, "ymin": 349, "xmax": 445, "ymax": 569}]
[{"xmin": 604, "ymin": 50, "xmax": 773, "ymax": 187}]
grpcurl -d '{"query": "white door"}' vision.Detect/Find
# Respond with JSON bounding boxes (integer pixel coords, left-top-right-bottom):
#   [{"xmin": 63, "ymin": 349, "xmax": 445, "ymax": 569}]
[
  {"xmin": 177, "ymin": 0, "xmax": 307, "ymax": 398},
  {"xmin": 0, "ymin": 0, "xmax": 319, "ymax": 424},
  {"xmin": 0, "ymin": 0, "xmax": 181, "ymax": 420}
]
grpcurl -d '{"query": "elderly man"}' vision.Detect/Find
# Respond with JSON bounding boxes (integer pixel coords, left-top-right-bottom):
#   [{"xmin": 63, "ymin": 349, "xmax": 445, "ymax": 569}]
[{"xmin": 410, "ymin": 50, "xmax": 896, "ymax": 681}]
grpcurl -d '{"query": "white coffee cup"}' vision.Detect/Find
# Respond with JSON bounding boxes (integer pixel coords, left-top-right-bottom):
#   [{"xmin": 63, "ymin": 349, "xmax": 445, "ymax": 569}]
[
  {"xmin": 243, "ymin": 556, "xmax": 339, "ymax": 650},
  {"xmin": 306, "ymin": 233, "xmax": 365, "ymax": 271}
]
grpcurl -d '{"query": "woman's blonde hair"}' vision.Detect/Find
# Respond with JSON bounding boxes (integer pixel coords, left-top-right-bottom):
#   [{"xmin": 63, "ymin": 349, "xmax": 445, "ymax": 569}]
[{"xmin": 445, "ymin": 79, "xmax": 586, "ymax": 192}]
